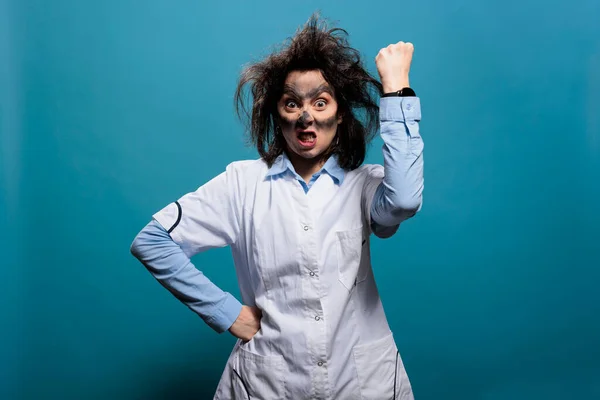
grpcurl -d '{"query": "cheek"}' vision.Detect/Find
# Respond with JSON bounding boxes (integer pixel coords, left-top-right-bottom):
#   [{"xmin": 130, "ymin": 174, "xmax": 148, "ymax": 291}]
[
  {"xmin": 278, "ymin": 111, "xmax": 296, "ymax": 132},
  {"xmin": 315, "ymin": 114, "xmax": 339, "ymax": 132},
  {"xmin": 278, "ymin": 115, "xmax": 297, "ymax": 144}
]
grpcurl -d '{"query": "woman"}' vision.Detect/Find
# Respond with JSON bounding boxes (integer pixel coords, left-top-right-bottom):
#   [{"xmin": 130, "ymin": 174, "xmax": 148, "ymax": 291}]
[{"xmin": 131, "ymin": 14, "xmax": 424, "ymax": 400}]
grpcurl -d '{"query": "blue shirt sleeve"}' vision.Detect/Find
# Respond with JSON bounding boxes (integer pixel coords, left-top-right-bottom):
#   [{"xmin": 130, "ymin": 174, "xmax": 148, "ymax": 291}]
[
  {"xmin": 130, "ymin": 219, "xmax": 243, "ymax": 333},
  {"xmin": 370, "ymin": 96, "xmax": 424, "ymax": 237}
]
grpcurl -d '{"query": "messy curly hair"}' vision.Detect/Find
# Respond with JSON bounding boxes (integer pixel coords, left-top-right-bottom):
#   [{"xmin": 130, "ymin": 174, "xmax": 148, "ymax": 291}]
[{"xmin": 234, "ymin": 13, "xmax": 383, "ymax": 170}]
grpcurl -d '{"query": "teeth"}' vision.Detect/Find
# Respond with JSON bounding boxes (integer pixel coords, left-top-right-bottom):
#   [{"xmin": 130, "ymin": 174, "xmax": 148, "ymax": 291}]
[
  {"xmin": 299, "ymin": 133, "xmax": 316, "ymax": 141},
  {"xmin": 299, "ymin": 135, "xmax": 315, "ymax": 143}
]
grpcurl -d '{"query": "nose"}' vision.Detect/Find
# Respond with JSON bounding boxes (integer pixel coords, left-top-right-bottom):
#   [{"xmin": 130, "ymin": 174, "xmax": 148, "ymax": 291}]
[{"xmin": 298, "ymin": 111, "xmax": 314, "ymax": 127}]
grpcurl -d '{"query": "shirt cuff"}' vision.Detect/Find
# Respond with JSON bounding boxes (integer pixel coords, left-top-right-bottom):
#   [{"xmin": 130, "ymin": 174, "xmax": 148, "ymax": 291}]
[
  {"xmin": 380, "ymin": 97, "xmax": 421, "ymax": 122},
  {"xmin": 205, "ymin": 292, "xmax": 243, "ymax": 333}
]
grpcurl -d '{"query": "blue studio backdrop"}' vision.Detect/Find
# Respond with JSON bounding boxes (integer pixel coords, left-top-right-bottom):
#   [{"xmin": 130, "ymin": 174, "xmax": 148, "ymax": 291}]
[{"xmin": 1, "ymin": 0, "xmax": 599, "ymax": 399}]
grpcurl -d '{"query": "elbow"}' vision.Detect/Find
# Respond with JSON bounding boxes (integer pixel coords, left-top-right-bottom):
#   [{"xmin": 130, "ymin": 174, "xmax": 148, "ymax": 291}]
[
  {"xmin": 130, "ymin": 222, "xmax": 156, "ymax": 261},
  {"xmin": 389, "ymin": 194, "xmax": 422, "ymax": 216},
  {"xmin": 130, "ymin": 233, "xmax": 143, "ymax": 260},
  {"xmin": 373, "ymin": 189, "xmax": 422, "ymax": 226},
  {"xmin": 128, "ymin": 221, "xmax": 188, "ymax": 278},
  {"xmin": 130, "ymin": 220, "xmax": 164, "ymax": 261}
]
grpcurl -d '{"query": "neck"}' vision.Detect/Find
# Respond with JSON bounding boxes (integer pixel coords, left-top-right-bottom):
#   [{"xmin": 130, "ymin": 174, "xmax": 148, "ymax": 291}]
[{"xmin": 286, "ymin": 151, "xmax": 328, "ymax": 184}]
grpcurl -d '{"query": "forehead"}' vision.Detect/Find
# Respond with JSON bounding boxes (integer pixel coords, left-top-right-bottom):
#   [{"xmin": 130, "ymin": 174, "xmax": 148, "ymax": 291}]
[{"xmin": 284, "ymin": 70, "xmax": 330, "ymax": 91}]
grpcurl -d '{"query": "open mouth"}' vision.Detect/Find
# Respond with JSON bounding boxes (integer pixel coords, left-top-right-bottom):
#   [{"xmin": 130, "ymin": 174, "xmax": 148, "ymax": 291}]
[{"xmin": 297, "ymin": 131, "xmax": 316, "ymax": 147}]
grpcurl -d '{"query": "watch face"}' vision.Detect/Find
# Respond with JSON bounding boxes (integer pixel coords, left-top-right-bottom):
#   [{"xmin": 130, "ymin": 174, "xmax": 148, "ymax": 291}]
[{"xmin": 400, "ymin": 88, "xmax": 416, "ymax": 97}]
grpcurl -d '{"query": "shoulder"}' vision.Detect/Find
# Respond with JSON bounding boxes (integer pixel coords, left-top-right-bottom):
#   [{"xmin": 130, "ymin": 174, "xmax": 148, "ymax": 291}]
[
  {"xmin": 219, "ymin": 158, "xmax": 270, "ymax": 196},
  {"xmin": 346, "ymin": 163, "xmax": 384, "ymax": 181},
  {"xmin": 225, "ymin": 158, "xmax": 269, "ymax": 179}
]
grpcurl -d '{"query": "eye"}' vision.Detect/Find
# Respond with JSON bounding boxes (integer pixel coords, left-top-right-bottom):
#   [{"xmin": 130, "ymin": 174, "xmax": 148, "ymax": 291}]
[
  {"xmin": 314, "ymin": 99, "xmax": 327, "ymax": 109},
  {"xmin": 285, "ymin": 100, "xmax": 298, "ymax": 109}
]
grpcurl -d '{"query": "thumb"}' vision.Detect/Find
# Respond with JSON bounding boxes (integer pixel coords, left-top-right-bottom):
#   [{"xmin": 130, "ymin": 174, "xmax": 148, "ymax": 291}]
[{"xmin": 251, "ymin": 306, "xmax": 262, "ymax": 318}]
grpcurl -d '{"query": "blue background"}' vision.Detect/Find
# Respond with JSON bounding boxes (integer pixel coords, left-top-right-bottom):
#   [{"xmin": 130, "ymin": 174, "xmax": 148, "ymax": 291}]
[{"xmin": 2, "ymin": 0, "xmax": 599, "ymax": 399}]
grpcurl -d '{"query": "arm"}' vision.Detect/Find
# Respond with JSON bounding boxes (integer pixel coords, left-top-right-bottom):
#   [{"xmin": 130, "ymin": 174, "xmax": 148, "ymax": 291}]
[
  {"xmin": 130, "ymin": 164, "xmax": 260, "ymax": 339},
  {"xmin": 370, "ymin": 96, "xmax": 424, "ymax": 235},
  {"xmin": 130, "ymin": 219, "xmax": 242, "ymax": 333},
  {"xmin": 370, "ymin": 41, "xmax": 424, "ymax": 237}
]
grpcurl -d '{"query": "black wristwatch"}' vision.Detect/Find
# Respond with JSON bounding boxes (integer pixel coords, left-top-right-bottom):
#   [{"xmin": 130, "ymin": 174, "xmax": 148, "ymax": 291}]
[{"xmin": 382, "ymin": 87, "xmax": 416, "ymax": 97}]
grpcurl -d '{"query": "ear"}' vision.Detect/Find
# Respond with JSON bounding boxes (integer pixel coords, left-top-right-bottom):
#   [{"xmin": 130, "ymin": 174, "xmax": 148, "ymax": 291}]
[{"xmin": 337, "ymin": 113, "xmax": 343, "ymax": 124}]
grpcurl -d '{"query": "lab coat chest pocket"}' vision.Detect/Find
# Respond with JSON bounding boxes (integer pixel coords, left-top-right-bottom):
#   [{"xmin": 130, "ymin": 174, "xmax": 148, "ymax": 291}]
[
  {"xmin": 232, "ymin": 346, "xmax": 286, "ymax": 399},
  {"xmin": 336, "ymin": 226, "xmax": 367, "ymax": 291},
  {"xmin": 352, "ymin": 333, "xmax": 413, "ymax": 399}
]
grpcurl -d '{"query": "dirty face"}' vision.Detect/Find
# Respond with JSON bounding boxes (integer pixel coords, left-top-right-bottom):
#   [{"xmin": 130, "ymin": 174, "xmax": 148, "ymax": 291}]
[{"xmin": 276, "ymin": 70, "xmax": 342, "ymax": 162}]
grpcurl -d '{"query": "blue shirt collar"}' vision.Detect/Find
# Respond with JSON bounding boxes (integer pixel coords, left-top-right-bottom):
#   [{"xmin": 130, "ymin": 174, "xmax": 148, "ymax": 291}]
[{"xmin": 266, "ymin": 152, "xmax": 345, "ymax": 185}]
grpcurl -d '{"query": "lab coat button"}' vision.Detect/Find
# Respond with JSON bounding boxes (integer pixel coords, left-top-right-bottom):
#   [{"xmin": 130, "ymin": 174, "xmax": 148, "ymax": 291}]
[
  {"xmin": 317, "ymin": 361, "xmax": 324, "ymax": 366},
  {"xmin": 303, "ymin": 225, "xmax": 309, "ymax": 231},
  {"xmin": 315, "ymin": 316, "xmax": 320, "ymax": 321},
  {"xmin": 309, "ymin": 271, "xmax": 315, "ymax": 277}
]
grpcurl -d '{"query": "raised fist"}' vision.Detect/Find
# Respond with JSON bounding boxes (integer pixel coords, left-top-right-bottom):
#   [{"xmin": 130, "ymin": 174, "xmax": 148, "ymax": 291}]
[{"xmin": 375, "ymin": 41, "xmax": 414, "ymax": 93}]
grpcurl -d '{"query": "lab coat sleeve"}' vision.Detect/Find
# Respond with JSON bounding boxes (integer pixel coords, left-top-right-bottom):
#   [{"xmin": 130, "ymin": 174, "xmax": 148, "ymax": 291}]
[
  {"xmin": 130, "ymin": 219, "xmax": 242, "ymax": 333},
  {"xmin": 367, "ymin": 96, "xmax": 424, "ymax": 238},
  {"xmin": 152, "ymin": 163, "xmax": 242, "ymax": 258}
]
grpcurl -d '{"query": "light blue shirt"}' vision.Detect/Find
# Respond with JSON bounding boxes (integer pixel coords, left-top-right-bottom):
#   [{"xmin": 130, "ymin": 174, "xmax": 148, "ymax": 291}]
[
  {"xmin": 130, "ymin": 96, "xmax": 423, "ymax": 333},
  {"xmin": 265, "ymin": 152, "xmax": 345, "ymax": 193}
]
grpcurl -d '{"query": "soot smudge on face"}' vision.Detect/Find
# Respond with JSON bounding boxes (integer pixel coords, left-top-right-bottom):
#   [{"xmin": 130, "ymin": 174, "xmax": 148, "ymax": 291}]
[
  {"xmin": 298, "ymin": 111, "xmax": 311, "ymax": 127},
  {"xmin": 279, "ymin": 114, "xmax": 297, "ymax": 132},
  {"xmin": 314, "ymin": 114, "xmax": 338, "ymax": 131},
  {"xmin": 279, "ymin": 113, "xmax": 338, "ymax": 132}
]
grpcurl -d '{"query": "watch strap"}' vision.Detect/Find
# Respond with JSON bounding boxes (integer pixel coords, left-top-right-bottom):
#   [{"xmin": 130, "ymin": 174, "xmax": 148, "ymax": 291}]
[{"xmin": 382, "ymin": 87, "xmax": 416, "ymax": 97}]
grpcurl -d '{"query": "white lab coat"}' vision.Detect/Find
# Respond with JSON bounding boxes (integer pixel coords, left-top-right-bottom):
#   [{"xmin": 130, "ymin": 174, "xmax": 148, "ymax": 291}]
[{"xmin": 153, "ymin": 157, "xmax": 414, "ymax": 399}]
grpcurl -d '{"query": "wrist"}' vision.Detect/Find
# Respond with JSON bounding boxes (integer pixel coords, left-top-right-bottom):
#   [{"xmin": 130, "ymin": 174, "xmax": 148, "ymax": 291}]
[
  {"xmin": 383, "ymin": 83, "xmax": 410, "ymax": 93},
  {"xmin": 382, "ymin": 75, "xmax": 410, "ymax": 93}
]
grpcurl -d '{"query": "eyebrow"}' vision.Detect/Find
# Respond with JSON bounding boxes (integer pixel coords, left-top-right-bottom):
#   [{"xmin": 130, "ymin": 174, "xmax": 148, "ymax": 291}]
[{"xmin": 282, "ymin": 84, "xmax": 334, "ymax": 99}]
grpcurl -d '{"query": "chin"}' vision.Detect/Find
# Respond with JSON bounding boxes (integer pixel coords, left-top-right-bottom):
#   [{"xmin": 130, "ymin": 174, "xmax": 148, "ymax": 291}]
[{"xmin": 295, "ymin": 147, "xmax": 326, "ymax": 159}]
